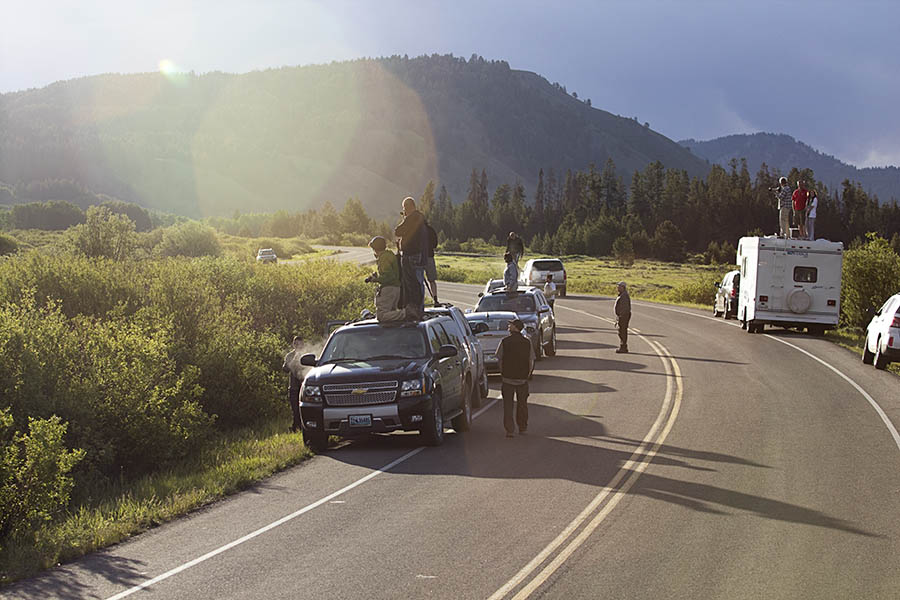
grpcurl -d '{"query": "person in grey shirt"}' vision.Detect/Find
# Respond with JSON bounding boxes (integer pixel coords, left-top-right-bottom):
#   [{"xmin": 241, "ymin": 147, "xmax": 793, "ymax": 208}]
[
  {"xmin": 774, "ymin": 176, "xmax": 793, "ymax": 237},
  {"xmin": 614, "ymin": 281, "xmax": 631, "ymax": 354}
]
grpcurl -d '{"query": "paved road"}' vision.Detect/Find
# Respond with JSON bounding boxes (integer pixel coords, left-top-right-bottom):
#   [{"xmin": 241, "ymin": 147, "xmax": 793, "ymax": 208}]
[{"xmin": 5, "ymin": 281, "xmax": 900, "ymax": 599}]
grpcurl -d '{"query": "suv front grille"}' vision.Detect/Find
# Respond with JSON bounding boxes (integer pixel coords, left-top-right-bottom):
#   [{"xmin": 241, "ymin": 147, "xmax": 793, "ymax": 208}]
[{"xmin": 323, "ymin": 381, "xmax": 399, "ymax": 407}]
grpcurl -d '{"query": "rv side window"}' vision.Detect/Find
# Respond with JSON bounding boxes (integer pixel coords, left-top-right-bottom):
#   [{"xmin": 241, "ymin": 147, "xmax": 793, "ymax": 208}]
[{"xmin": 793, "ymin": 266, "xmax": 817, "ymax": 283}]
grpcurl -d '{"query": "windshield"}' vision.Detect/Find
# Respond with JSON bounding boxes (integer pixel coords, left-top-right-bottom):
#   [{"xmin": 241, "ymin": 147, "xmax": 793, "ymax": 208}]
[
  {"xmin": 320, "ymin": 327, "xmax": 427, "ymax": 362},
  {"xmin": 475, "ymin": 295, "xmax": 537, "ymax": 313}
]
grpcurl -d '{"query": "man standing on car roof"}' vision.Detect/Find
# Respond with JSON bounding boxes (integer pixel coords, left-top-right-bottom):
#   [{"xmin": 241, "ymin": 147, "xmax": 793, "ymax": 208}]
[
  {"xmin": 496, "ymin": 318, "xmax": 535, "ymax": 438},
  {"xmin": 506, "ymin": 231, "xmax": 525, "ymax": 266},
  {"xmin": 792, "ymin": 179, "xmax": 809, "ymax": 240},
  {"xmin": 394, "ymin": 196, "xmax": 427, "ymax": 319},
  {"xmin": 614, "ymin": 281, "xmax": 631, "ymax": 354},
  {"xmin": 366, "ymin": 236, "xmax": 405, "ymax": 322}
]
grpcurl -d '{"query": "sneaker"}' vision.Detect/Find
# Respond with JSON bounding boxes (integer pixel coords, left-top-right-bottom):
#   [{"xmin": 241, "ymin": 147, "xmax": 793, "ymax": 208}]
[
  {"xmin": 505, "ymin": 432, "xmax": 515, "ymax": 438},
  {"xmin": 519, "ymin": 428, "xmax": 527, "ymax": 435},
  {"xmin": 615, "ymin": 346, "xmax": 629, "ymax": 354}
]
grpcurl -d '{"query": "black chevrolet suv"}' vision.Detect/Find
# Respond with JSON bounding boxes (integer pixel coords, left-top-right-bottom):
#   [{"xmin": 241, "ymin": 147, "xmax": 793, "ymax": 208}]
[{"xmin": 298, "ymin": 315, "xmax": 473, "ymax": 452}]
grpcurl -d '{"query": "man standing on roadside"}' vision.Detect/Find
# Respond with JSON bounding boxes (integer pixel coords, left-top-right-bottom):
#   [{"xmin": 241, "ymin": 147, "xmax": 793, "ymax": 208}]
[
  {"xmin": 394, "ymin": 196, "xmax": 427, "ymax": 319},
  {"xmin": 496, "ymin": 318, "xmax": 535, "ymax": 438},
  {"xmin": 366, "ymin": 236, "xmax": 405, "ymax": 322},
  {"xmin": 544, "ymin": 274, "xmax": 558, "ymax": 309},
  {"xmin": 614, "ymin": 281, "xmax": 631, "ymax": 354},
  {"xmin": 281, "ymin": 336, "xmax": 304, "ymax": 432},
  {"xmin": 775, "ymin": 176, "xmax": 792, "ymax": 237}
]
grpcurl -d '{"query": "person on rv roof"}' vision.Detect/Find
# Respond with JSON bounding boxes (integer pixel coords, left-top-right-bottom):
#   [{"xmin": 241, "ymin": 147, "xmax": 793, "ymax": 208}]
[
  {"xmin": 806, "ymin": 190, "xmax": 818, "ymax": 240},
  {"xmin": 792, "ymin": 180, "xmax": 809, "ymax": 240},
  {"xmin": 775, "ymin": 176, "xmax": 792, "ymax": 238},
  {"xmin": 503, "ymin": 252, "xmax": 519, "ymax": 296}
]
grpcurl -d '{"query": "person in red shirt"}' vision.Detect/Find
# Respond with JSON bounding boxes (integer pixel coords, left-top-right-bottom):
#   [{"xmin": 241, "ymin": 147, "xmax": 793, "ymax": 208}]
[{"xmin": 791, "ymin": 180, "xmax": 809, "ymax": 239}]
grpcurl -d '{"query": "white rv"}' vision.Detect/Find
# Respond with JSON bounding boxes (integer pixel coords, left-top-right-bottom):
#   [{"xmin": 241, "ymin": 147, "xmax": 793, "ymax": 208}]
[{"xmin": 736, "ymin": 236, "xmax": 843, "ymax": 335}]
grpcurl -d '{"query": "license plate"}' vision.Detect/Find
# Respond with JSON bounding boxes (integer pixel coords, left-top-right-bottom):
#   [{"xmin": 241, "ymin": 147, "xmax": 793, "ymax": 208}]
[{"xmin": 349, "ymin": 414, "xmax": 372, "ymax": 427}]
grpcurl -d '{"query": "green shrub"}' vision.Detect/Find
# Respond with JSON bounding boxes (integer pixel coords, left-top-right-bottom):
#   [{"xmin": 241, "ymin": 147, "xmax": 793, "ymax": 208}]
[
  {"xmin": 0, "ymin": 233, "xmax": 18, "ymax": 256},
  {"xmin": 440, "ymin": 238, "xmax": 461, "ymax": 252},
  {"xmin": 156, "ymin": 222, "xmax": 222, "ymax": 257},
  {"xmin": 0, "ymin": 410, "xmax": 85, "ymax": 543},
  {"xmin": 655, "ymin": 274, "xmax": 719, "ymax": 305},
  {"xmin": 435, "ymin": 265, "xmax": 470, "ymax": 283},
  {"xmin": 66, "ymin": 206, "xmax": 136, "ymax": 261},
  {"xmin": 841, "ymin": 233, "xmax": 900, "ymax": 327},
  {"xmin": 613, "ymin": 236, "xmax": 635, "ymax": 266}
]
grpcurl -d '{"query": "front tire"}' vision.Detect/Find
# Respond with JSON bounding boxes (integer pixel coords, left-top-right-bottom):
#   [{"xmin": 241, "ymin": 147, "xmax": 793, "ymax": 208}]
[
  {"xmin": 420, "ymin": 392, "xmax": 445, "ymax": 446},
  {"xmin": 478, "ymin": 369, "xmax": 489, "ymax": 403},
  {"xmin": 863, "ymin": 338, "xmax": 875, "ymax": 364},
  {"xmin": 874, "ymin": 339, "xmax": 889, "ymax": 370},
  {"xmin": 451, "ymin": 381, "xmax": 472, "ymax": 432},
  {"xmin": 302, "ymin": 430, "xmax": 328, "ymax": 453},
  {"xmin": 544, "ymin": 326, "xmax": 557, "ymax": 356},
  {"xmin": 534, "ymin": 331, "xmax": 543, "ymax": 361}
]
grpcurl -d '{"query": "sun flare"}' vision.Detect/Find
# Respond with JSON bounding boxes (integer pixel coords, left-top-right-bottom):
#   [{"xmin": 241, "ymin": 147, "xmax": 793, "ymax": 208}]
[{"xmin": 158, "ymin": 59, "xmax": 178, "ymax": 75}]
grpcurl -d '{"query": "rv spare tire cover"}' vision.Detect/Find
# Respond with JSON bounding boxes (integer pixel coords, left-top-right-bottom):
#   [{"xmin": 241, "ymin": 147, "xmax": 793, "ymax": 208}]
[{"xmin": 787, "ymin": 289, "xmax": 811, "ymax": 314}]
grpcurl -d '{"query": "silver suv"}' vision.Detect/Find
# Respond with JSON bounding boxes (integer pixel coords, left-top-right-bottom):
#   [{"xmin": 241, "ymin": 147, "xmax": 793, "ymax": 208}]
[{"xmin": 472, "ymin": 287, "xmax": 557, "ymax": 359}]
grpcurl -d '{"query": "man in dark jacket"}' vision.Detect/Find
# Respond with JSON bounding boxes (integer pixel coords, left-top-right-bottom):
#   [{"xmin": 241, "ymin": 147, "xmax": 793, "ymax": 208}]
[
  {"xmin": 506, "ymin": 231, "xmax": 525, "ymax": 266},
  {"xmin": 614, "ymin": 281, "xmax": 631, "ymax": 354},
  {"xmin": 394, "ymin": 196, "xmax": 427, "ymax": 319},
  {"xmin": 281, "ymin": 336, "xmax": 304, "ymax": 432},
  {"xmin": 495, "ymin": 318, "xmax": 535, "ymax": 437}
]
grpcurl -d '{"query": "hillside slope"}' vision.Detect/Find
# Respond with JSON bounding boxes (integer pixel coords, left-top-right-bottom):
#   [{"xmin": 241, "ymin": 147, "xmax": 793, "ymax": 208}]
[
  {"xmin": 0, "ymin": 55, "xmax": 711, "ymax": 219},
  {"xmin": 680, "ymin": 133, "xmax": 900, "ymax": 203}
]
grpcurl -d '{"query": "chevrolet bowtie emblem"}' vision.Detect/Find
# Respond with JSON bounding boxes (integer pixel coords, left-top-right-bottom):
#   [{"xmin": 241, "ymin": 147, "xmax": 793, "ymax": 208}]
[{"xmin": 352, "ymin": 388, "xmax": 368, "ymax": 395}]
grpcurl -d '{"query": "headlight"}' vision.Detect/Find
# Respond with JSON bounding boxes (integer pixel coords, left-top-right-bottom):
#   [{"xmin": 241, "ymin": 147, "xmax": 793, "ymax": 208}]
[
  {"xmin": 302, "ymin": 384, "xmax": 322, "ymax": 403},
  {"xmin": 400, "ymin": 378, "xmax": 424, "ymax": 397}
]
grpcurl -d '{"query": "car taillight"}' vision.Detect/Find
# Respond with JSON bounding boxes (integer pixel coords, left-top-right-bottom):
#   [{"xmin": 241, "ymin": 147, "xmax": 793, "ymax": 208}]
[
  {"xmin": 563, "ymin": 270, "xmax": 567, "ymax": 280},
  {"xmin": 892, "ymin": 316, "xmax": 900, "ymax": 328},
  {"xmin": 827, "ymin": 299, "xmax": 836, "ymax": 306},
  {"xmin": 730, "ymin": 288, "xmax": 736, "ymax": 298},
  {"xmin": 759, "ymin": 295, "xmax": 768, "ymax": 302}
]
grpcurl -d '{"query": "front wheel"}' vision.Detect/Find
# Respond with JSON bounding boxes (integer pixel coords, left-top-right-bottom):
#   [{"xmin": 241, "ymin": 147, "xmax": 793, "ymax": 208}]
[
  {"xmin": 302, "ymin": 430, "xmax": 328, "ymax": 453},
  {"xmin": 534, "ymin": 331, "xmax": 543, "ymax": 360},
  {"xmin": 544, "ymin": 326, "xmax": 557, "ymax": 356},
  {"xmin": 420, "ymin": 392, "xmax": 445, "ymax": 446},
  {"xmin": 874, "ymin": 340, "xmax": 889, "ymax": 370},
  {"xmin": 478, "ymin": 369, "xmax": 489, "ymax": 403},
  {"xmin": 451, "ymin": 382, "xmax": 472, "ymax": 432},
  {"xmin": 862, "ymin": 338, "xmax": 875, "ymax": 364}
]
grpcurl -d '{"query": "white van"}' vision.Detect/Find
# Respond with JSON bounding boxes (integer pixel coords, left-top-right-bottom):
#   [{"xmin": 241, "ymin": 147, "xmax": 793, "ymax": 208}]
[{"xmin": 736, "ymin": 236, "xmax": 843, "ymax": 335}]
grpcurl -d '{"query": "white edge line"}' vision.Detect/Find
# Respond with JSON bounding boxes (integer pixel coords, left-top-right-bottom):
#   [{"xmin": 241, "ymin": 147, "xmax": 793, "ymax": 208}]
[{"xmin": 105, "ymin": 447, "xmax": 425, "ymax": 600}]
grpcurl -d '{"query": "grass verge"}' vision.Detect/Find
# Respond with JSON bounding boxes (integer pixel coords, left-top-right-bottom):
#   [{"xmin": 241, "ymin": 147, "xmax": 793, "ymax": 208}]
[{"xmin": 1, "ymin": 419, "xmax": 311, "ymax": 584}]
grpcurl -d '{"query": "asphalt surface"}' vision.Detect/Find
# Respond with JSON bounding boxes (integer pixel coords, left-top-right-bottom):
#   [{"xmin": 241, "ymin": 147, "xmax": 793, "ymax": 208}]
[{"xmin": 5, "ymin": 275, "xmax": 900, "ymax": 599}]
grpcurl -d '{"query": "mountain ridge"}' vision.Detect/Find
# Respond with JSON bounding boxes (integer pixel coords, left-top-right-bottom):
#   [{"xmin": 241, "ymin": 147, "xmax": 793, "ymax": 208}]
[
  {"xmin": 0, "ymin": 55, "xmax": 711, "ymax": 219},
  {"xmin": 680, "ymin": 132, "xmax": 900, "ymax": 202}
]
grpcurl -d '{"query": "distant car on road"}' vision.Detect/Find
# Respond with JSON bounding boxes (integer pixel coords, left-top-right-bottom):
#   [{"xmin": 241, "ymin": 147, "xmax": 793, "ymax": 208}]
[
  {"xmin": 472, "ymin": 287, "xmax": 557, "ymax": 359},
  {"xmin": 520, "ymin": 258, "xmax": 567, "ymax": 297},
  {"xmin": 256, "ymin": 248, "xmax": 278, "ymax": 263},
  {"xmin": 465, "ymin": 310, "xmax": 535, "ymax": 378},
  {"xmin": 713, "ymin": 270, "xmax": 740, "ymax": 319},
  {"xmin": 863, "ymin": 293, "xmax": 900, "ymax": 370}
]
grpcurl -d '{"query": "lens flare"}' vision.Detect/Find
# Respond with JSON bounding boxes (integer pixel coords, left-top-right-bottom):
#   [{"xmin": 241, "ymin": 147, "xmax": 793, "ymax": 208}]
[{"xmin": 158, "ymin": 59, "xmax": 178, "ymax": 75}]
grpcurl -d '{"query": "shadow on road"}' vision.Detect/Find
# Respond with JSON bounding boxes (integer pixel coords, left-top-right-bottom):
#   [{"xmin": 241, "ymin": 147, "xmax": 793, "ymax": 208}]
[
  {"xmin": 3, "ymin": 554, "xmax": 147, "ymax": 599},
  {"xmin": 328, "ymin": 403, "xmax": 877, "ymax": 538}
]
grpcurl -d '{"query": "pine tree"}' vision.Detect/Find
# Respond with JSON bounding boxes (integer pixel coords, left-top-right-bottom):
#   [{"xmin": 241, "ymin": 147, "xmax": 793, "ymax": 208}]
[{"xmin": 419, "ymin": 180, "xmax": 435, "ymax": 218}]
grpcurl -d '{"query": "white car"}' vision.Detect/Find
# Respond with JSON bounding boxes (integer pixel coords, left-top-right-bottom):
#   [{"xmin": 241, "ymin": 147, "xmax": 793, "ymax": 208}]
[
  {"xmin": 713, "ymin": 270, "xmax": 740, "ymax": 319},
  {"xmin": 480, "ymin": 278, "xmax": 506, "ymax": 297},
  {"xmin": 863, "ymin": 293, "xmax": 900, "ymax": 370},
  {"xmin": 256, "ymin": 248, "xmax": 277, "ymax": 263},
  {"xmin": 465, "ymin": 310, "xmax": 535, "ymax": 378},
  {"xmin": 521, "ymin": 258, "xmax": 566, "ymax": 297}
]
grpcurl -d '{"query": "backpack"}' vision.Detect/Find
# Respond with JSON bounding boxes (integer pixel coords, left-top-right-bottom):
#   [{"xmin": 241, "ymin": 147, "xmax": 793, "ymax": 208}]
[{"xmin": 426, "ymin": 223, "xmax": 438, "ymax": 250}]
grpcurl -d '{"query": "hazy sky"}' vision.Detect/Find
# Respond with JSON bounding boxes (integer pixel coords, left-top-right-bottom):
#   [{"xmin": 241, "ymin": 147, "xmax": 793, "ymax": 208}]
[{"xmin": 2, "ymin": 0, "xmax": 898, "ymax": 168}]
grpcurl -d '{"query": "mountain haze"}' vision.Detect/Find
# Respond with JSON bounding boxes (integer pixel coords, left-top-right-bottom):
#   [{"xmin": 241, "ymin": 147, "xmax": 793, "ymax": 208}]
[
  {"xmin": 0, "ymin": 55, "xmax": 711, "ymax": 219},
  {"xmin": 680, "ymin": 133, "xmax": 900, "ymax": 203}
]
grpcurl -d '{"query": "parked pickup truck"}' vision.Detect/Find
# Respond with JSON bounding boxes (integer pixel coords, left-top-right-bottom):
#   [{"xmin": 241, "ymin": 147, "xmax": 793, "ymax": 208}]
[{"xmin": 298, "ymin": 314, "xmax": 473, "ymax": 452}]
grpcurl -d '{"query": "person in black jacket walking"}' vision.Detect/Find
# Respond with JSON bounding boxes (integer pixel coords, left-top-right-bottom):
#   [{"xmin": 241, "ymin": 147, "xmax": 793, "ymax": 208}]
[
  {"xmin": 495, "ymin": 318, "xmax": 535, "ymax": 437},
  {"xmin": 614, "ymin": 281, "xmax": 631, "ymax": 354}
]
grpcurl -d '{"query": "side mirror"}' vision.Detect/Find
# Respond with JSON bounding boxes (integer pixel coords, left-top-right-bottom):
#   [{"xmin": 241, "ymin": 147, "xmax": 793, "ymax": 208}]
[
  {"xmin": 539, "ymin": 306, "xmax": 549, "ymax": 313},
  {"xmin": 477, "ymin": 292, "xmax": 484, "ymax": 297},
  {"xmin": 300, "ymin": 353, "xmax": 317, "ymax": 367},
  {"xmin": 435, "ymin": 344, "xmax": 458, "ymax": 360}
]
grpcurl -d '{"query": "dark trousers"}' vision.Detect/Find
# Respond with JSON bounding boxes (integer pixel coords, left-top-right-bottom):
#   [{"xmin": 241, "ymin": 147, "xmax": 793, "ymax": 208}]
[
  {"xmin": 288, "ymin": 374, "xmax": 301, "ymax": 429},
  {"xmin": 617, "ymin": 314, "xmax": 630, "ymax": 348},
  {"xmin": 401, "ymin": 253, "xmax": 425, "ymax": 318},
  {"xmin": 501, "ymin": 381, "xmax": 529, "ymax": 433}
]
